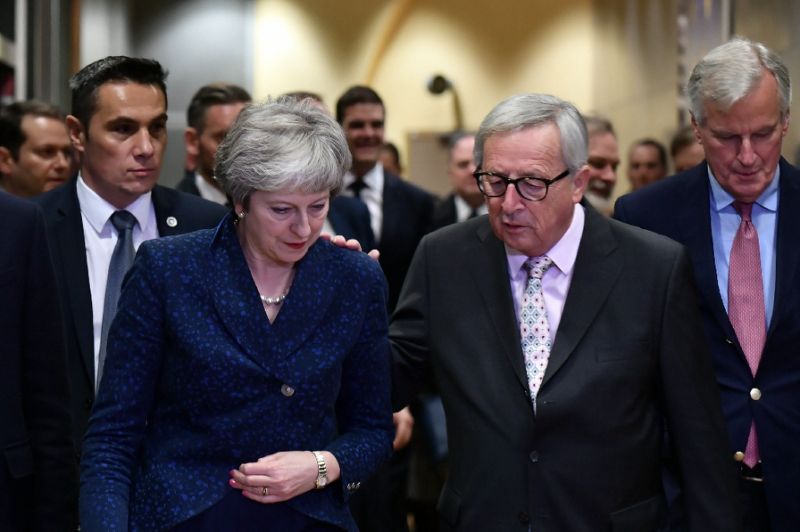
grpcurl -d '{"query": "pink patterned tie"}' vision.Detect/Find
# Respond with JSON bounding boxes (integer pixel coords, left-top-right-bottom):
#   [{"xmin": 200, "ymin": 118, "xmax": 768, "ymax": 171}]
[
  {"xmin": 520, "ymin": 256, "xmax": 553, "ymax": 410},
  {"xmin": 728, "ymin": 201, "xmax": 766, "ymax": 467}
]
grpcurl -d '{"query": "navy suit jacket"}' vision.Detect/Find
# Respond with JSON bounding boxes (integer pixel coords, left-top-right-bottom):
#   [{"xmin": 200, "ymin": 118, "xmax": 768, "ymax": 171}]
[
  {"xmin": 378, "ymin": 171, "xmax": 436, "ymax": 311},
  {"xmin": 615, "ymin": 158, "xmax": 800, "ymax": 529},
  {"xmin": 35, "ymin": 179, "xmax": 228, "ymax": 462},
  {"xmin": 80, "ymin": 216, "xmax": 393, "ymax": 531},
  {"xmin": 0, "ymin": 193, "xmax": 77, "ymax": 530},
  {"xmin": 328, "ymin": 195, "xmax": 375, "ymax": 250}
]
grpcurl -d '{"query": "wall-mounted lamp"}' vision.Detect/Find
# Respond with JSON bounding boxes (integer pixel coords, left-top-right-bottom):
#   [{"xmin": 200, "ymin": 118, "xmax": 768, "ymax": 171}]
[{"xmin": 426, "ymin": 73, "xmax": 463, "ymax": 131}]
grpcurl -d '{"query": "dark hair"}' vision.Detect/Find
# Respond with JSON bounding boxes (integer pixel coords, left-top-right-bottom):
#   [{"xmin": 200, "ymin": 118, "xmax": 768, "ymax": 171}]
[
  {"xmin": 70, "ymin": 56, "xmax": 168, "ymax": 130},
  {"xmin": 583, "ymin": 114, "xmax": 615, "ymax": 137},
  {"xmin": 631, "ymin": 138, "xmax": 667, "ymax": 168},
  {"xmin": 187, "ymin": 83, "xmax": 251, "ymax": 132},
  {"xmin": 670, "ymin": 125, "xmax": 697, "ymax": 157},
  {"xmin": 447, "ymin": 130, "xmax": 476, "ymax": 153},
  {"xmin": 335, "ymin": 85, "xmax": 383, "ymax": 124},
  {"xmin": 0, "ymin": 100, "xmax": 65, "ymax": 159},
  {"xmin": 382, "ymin": 141, "xmax": 400, "ymax": 163}
]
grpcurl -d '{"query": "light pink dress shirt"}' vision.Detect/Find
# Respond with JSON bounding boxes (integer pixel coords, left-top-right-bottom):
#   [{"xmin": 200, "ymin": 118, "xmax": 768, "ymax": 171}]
[{"xmin": 507, "ymin": 203, "xmax": 585, "ymax": 342}]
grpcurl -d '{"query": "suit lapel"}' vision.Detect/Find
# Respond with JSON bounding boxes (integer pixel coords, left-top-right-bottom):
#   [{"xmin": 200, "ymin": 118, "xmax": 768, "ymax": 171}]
[
  {"xmin": 266, "ymin": 240, "xmax": 338, "ymax": 367},
  {"xmin": 152, "ymin": 185, "xmax": 180, "ymax": 237},
  {"xmin": 468, "ymin": 223, "xmax": 530, "ymax": 393},
  {"xmin": 54, "ymin": 182, "xmax": 95, "ymax": 386},
  {"xmin": 770, "ymin": 159, "xmax": 800, "ymax": 338},
  {"xmin": 206, "ymin": 218, "xmax": 274, "ymax": 373},
  {"xmin": 379, "ymin": 174, "xmax": 399, "ymax": 248},
  {"xmin": 675, "ymin": 170, "xmax": 738, "ymax": 342},
  {"xmin": 205, "ymin": 218, "xmax": 338, "ymax": 376},
  {"xmin": 542, "ymin": 206, "xmax": 622, "ymax": 388}
]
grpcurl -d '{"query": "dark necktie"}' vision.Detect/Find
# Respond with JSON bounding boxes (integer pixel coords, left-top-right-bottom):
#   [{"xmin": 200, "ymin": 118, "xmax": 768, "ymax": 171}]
[
  {"xmin": 96, "ymin": 210, "xmax": 137, "ymax": 391},
  {"xmin": 348, "ymin": 179, "xmax": 368, "ymax": 199},
  {"xmin": 728, "ymin": 201, "xmax": 765, "ymax": 467}
]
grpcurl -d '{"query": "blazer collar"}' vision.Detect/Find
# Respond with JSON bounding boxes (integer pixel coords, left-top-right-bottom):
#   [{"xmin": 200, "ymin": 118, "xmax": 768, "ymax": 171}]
[
  {"xmin": 770, "ymin": 157, "xmax": 800, "ymax": 338},
  {"xmin": 541, "ymin": 203, "xmax": 623, "ymax": 389},
  {"xmin": 206, "ymin": 216, "xmax": 339, "ymax": 376},
  {"xmin": 469, "ymin": 221, "xmax": 532, "ymax": 397},
  {"xmin": 54, "ymin": 179, "xmax": 96, "ymax": 387}
]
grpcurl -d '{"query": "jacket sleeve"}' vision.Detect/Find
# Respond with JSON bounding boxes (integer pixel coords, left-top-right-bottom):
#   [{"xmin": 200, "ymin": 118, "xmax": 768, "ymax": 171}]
[
  {"xmin": 325, "ymin": 258, "xmax": 394, "ymax": 502},
  {"xmin": 657, "ymin": 247, "xmax": 742, "ymax": 531},
  {"xmin": 23, "ymin": 204, "xmax": 79, "ymax": 530},
  {"xmin": 79, "ymin": 242, "xmax": 166, "ymax": 532}
]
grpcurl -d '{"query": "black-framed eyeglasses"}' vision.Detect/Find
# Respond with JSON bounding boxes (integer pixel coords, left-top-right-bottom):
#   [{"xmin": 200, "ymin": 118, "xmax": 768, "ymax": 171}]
[{"xmin": 473, "ymin": 168, "xmax": 570, "ymax": 201}]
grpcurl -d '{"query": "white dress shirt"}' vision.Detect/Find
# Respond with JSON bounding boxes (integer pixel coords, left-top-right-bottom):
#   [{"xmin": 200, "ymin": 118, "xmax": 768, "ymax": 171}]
[
  {"xmin": 194, "ymin": 172, "xmax": 228, "ymax": 205},
  {"xmin": 76, "ymin": 176, "xmax": 159, "ymax": 379},
  {"xmin": 342, "ymin": 163, "xmax": 384, "ymax": 242},
  {"xmin": 454, "ymin": 194, "xmax": 488, "ymax": 222}
]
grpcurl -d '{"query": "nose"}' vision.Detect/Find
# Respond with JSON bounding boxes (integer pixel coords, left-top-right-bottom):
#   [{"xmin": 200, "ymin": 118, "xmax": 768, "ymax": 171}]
[
  {"xmin": 600, "ymin": 164, "xmax": 616, "ymax": 183},
  {"xmin": 501, "ymin": 182, "xmax": 524, "ymax": 212},
  {"xmin": 738, "ymin": 136, "xmax": 757, "ymax": 166},
  {"xmin": 292, "ymin": 210, "xmax": 311, "ymax": 238},
  {"xmin": 53, "ymin": 150, "xmax": 69, "ymax": 170},
  {"xmin": 132, "ymin": 129, "xmax": 155, "ymax": 158}
]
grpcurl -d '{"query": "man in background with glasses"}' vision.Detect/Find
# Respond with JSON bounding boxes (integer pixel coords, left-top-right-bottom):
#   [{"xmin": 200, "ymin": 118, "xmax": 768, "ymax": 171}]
[{"xmin": 390, "ymin": 93, "xmax": 738, "ymax": 530}]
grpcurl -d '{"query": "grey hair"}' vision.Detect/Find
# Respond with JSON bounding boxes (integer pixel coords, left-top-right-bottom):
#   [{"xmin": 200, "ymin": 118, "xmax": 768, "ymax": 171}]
[
  {"xmin": 215, "ymin": 97, "xmax": 352, "ymax": 206},
  {"xmin": 688, "ymin": 37, "xmax": 791, "ymax": 125},
  {"xmin": 475, "ymin": 93, "xmax": 588, "ymax": 175}
]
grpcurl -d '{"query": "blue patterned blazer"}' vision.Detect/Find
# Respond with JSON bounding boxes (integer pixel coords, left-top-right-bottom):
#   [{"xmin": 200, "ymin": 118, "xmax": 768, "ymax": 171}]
[{"xmin": 80, "ymin": 215, "xmax": 394, "ymax": 531}]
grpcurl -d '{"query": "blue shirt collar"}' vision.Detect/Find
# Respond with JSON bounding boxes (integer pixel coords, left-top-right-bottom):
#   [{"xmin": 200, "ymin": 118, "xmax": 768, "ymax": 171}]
[{"xmin": 707, "ymin": 163, "xmax": 780, "ymax": 213}]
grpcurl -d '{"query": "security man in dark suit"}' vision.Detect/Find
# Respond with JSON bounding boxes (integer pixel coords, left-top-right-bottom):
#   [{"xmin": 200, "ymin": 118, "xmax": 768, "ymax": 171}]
[{"xmin": 36, "ymin": 57, "xmax": 227, "ymax": 515}]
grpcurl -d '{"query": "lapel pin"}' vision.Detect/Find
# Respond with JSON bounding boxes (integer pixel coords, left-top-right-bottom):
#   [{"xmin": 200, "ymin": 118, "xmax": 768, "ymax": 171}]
[{"xmin": 166, "ymin": 216, "xmax": 178, "ymax": 228}]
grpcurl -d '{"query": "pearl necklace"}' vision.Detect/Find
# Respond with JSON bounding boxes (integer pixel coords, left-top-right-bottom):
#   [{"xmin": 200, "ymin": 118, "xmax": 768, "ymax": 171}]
[{"xmin": 260, "ymin": 293, "xmax": 288, "ymax": 306}]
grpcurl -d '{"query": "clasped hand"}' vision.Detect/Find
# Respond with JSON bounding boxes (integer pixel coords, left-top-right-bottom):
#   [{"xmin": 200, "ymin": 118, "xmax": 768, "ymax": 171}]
[{"xmin": 229, "ymin": 450, "xmax": 324, "ymax": 503}]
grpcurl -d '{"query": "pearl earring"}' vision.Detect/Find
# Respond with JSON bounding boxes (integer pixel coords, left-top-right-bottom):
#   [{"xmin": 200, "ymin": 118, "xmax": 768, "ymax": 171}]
[{"xmin": 238, "ymin": 211, "xmax": 246, "ymax": 219}]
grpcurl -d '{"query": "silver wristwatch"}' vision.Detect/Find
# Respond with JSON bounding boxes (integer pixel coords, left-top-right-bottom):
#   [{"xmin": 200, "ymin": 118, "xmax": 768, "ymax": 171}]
[{"xmin": 313, "ymin": 451, "xmax": 328, "ymax": 489}]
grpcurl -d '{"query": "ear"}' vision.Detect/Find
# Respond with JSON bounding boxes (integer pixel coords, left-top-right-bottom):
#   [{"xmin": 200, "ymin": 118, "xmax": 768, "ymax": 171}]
[
  {"xmin": 690, "ymin": 115, "xmax": 703, "ymax": 145},
  {"xmin": 0, "ymin": 146, "xmax": 14, "ymax": 175},
  {"xmin": 184, "ymin": 127, "xmax": 199, "ymax": 157},
  {"xmin": 780, "ymin": 112, "xmax": 790, "ymax": 137},
  {"xmin": 66, "ymin": 115, "xmax": 86, "ymax": 154},
  {"xmin": 571, "ymin": 165, "xmax": 589, "ymax": 202}
]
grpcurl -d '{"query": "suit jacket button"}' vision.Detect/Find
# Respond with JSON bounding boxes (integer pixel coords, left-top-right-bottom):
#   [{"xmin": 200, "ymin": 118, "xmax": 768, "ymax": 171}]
[
  {"xmin": 281, "ymin": 384, "xmax": 295, "ymax": 397},
  {"xmin": 517, "ymin": 511, "xmax": 530, "ymax": 524},
  {"xmin": 750, "ymin": 388, "xmax": 762, "ymax": 401},
  {"xmin": 734, "ymin": 451, "xmax": 745, "ymax": 462},
  {"xmin": 529, "ymin": 451, "xmax": 539, "ymax": 463}
]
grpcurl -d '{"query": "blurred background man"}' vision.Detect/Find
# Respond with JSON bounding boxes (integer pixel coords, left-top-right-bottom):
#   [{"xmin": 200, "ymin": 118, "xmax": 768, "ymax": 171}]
[
  {"xmin": 670, "ymin": 124, "xmax": 705, "ymax": 173},
  {"xmin": 0, "ymin": 101, "xmax": 74, "ymax": 197},
  {"xmin": 627, "ymin": 138, "xmax": 668, "ymax": 190},
  {"xmin": 429, "ymin": 131, "xmax": 484, "ymax": 231},
  {"xmin": 583, "ymin": 114, "xmax": 620, "ymax": 215},
  {"xmin": 176, "ymin": 83, "xmax": 252, "ymax": 205}
]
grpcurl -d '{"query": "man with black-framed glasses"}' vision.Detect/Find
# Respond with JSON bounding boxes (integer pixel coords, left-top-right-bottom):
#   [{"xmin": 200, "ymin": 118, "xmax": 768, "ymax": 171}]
[{"xmin": 390, "ymin": 93, "xmax": 739, "ymax": 531}]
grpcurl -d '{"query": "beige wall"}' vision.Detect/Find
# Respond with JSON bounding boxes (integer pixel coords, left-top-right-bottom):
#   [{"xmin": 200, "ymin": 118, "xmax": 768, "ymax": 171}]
[{"xmin": 254, "ymin": 0, "xmax": 679, "ymax": 197}]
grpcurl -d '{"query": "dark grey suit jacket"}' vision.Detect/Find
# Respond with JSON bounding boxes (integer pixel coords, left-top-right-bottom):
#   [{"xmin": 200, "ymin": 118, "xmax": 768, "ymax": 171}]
[
  {"xmin": 391, "ymin": 205, "xmax": 739, "ymax": 531},
  {"xmin": 36, "ymin": 179, "xmax": 227, "ymax": 462}
]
